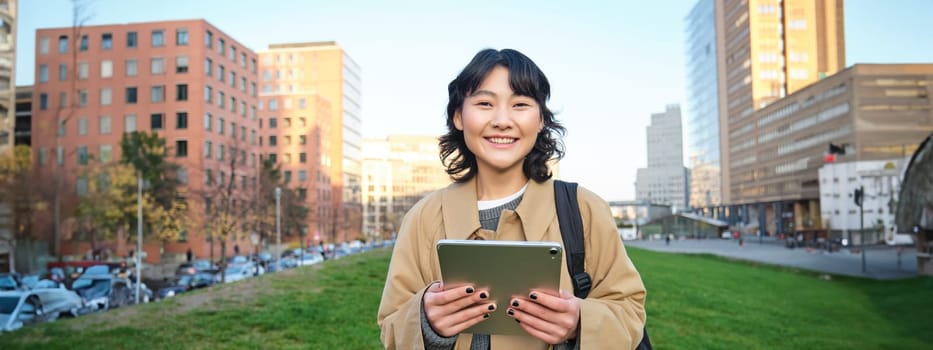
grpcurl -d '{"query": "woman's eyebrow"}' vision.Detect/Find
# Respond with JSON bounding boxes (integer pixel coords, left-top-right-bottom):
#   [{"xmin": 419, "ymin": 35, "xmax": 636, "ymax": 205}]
[{"xmin": 469, "ymin": 90, "xmax": 497, "ymax": 98}]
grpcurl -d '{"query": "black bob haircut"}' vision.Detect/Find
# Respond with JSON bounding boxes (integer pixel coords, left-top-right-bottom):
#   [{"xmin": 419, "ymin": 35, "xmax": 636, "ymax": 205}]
[{"xmin": 439, "ymin": 48, "xmax": 566, "ymax": 183}]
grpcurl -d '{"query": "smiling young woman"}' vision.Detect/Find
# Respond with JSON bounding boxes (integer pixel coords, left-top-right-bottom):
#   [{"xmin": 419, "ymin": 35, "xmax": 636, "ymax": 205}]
[{"xmin": 378, "ymin": 48, "xmax": 647, "ymax": 350}]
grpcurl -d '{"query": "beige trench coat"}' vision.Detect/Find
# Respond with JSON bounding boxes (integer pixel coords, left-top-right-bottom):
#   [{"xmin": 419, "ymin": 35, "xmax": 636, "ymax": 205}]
[{"xmin": 377, "ymin": 178, "xmax": 646, "ymax": 349}]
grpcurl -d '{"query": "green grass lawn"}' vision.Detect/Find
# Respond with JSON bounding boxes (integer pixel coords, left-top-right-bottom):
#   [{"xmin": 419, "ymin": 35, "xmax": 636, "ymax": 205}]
[{"xmin": 1, "ymin": 247, "xmax": 930, "ymax": 349}]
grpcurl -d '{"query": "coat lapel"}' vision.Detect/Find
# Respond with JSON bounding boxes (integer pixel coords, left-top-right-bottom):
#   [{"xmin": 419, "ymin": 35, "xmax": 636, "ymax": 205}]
[
  {"xmin": 514, "ymin": 179, "xmax": 556, "ymax": 242},
  {"xmin": 442, "ymin": 178, "xmax": 481, "ymax": 240}
]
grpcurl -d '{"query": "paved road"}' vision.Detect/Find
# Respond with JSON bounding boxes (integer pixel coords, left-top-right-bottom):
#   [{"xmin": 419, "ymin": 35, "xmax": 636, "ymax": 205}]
[{"xmin": 624, "ymin": 237, "xmax": 918, "ymax": 280}]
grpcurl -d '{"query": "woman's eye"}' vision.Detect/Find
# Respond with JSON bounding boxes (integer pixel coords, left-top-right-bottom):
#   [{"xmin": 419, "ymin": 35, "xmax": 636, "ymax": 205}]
[
  {"xmin": 476, "ymin": 102, "xmax": 493, "ymax": 107},
  {"xmin": 514, "ymin": 103, "xmax": 531, "ymax": 108}
]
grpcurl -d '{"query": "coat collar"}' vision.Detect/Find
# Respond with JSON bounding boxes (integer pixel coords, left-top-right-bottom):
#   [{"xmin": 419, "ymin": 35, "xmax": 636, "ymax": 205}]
[{"xmin": 442, "ymin": 177, "xmax": 556, "ymax": 242}]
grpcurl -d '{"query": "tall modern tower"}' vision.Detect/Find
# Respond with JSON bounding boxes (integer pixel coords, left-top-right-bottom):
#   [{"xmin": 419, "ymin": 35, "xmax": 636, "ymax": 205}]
[
  {"xmin": 684, "ymin": 0, "xmax": 723, "ymax": 211},
  {"xmin": 719, "ymin": 0, "xmax": 845, "ymax": 205},
  {"xmin": 635, "ymin": 105, "xmax": 689, "ymax": 212},
  {"xmin": 258, "ymin": 42, "xmax": 363, "ymax": 243}
]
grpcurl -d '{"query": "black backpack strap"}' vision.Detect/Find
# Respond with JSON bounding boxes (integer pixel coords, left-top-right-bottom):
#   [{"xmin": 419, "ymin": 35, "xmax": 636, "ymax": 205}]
[
  {"xmin": 555, "ymin": 180, "xmax": 653, "ymax": 349},
  {"xmin": 553, "ymin": 180, "xmax": 592, "ymax": 299}
]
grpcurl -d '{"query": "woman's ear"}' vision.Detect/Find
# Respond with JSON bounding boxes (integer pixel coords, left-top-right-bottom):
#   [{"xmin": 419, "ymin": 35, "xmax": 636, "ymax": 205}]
[{"xmin": 453, "ymin": 110, "xmax": 464, "ymax": 131}]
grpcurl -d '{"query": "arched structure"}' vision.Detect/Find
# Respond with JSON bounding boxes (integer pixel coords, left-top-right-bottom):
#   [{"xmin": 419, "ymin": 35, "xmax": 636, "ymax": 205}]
[{"xmin": 896, "ymin": 133, "xmax": 933, "ymax": 274}]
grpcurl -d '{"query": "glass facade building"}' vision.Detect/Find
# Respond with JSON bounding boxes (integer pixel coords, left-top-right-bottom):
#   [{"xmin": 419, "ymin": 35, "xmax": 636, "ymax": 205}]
[{"xmin": 684, "ymin": 0, "xmax": 722, "ymax": 209}]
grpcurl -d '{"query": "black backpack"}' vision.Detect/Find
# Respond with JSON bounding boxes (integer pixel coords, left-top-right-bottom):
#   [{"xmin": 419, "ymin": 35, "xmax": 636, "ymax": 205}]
[{"xmin": 554, "ymin": 180, "xmax": 652, "ymax": 350}]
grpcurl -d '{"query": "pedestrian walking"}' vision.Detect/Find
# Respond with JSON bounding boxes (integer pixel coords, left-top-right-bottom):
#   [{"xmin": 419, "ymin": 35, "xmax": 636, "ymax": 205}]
[
  {"xmin": 186, "ymin": 247, "xmax": 193, "ymax": 262},
  {"xmin": 234, "ymin": 244, "xmax": 240, "ymax": 256},
  {"xmin": 665, "ymin": 234, "xmax": 671, "ymax": 246}
]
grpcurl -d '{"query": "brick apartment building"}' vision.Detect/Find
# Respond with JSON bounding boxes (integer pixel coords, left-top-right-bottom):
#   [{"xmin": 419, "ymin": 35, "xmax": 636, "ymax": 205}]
[{"xmin": 32, "ymin": 19, "xmax": 260, "ymax": 262}]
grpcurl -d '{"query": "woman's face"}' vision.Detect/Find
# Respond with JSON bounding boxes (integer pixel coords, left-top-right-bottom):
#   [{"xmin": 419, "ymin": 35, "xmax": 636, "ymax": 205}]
[{"xmin": 454, "ymin": 65, "xmax": 544, "ymax": 179}]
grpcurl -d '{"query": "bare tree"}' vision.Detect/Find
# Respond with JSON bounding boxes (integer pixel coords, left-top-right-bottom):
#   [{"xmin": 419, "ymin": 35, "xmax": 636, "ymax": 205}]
[{"xmin": 51, "ymin": 0, "xmax": 95, "ymax": 261}]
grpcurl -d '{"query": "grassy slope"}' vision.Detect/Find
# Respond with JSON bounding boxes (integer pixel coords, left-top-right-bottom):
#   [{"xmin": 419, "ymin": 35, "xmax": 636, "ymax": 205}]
[{"xmin": 1, "ymin": 247, "xmax": 930, "ymax": 349}]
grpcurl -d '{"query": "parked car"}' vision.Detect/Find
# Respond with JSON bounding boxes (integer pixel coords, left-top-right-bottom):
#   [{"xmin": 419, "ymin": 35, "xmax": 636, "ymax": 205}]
[
  {"xmin": 157, "ymin": 272, "xmax": 216, "ymax": 299},
  {"xmin": 26, "ymin": 280, "xmax": 83, "ymax": 320},
  {"xmin": 0, "ymin": 291, "xmax": 46, "ymax": 332},
  {"xmin": 222, "ymin": 263, "xmax": 254, "ymax": 283},
  {"xmin": 0, "ymin": 274, "xmax": 23, "ymax": 291},
  {"xmin": 72, "ymin": 275, "xmax": 132, "ymax": 313},
  {"xmin": 296, "ymin": 253, "xmax": 324, "ymax": 266},
  {"xmin": 175, "ymin": 259, "xmax": 219, "ymax": 276}
]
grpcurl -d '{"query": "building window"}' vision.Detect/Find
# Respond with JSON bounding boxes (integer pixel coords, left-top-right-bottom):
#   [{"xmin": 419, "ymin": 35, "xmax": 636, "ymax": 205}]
[
  {"xmin": 299, "ymin": 98, "xmax": 307, "ymax": 109},
  {"xmin": 205, "ymin": 85, "xmax": 212, "ymax": 103},
  {"xmin": 284, "ymin": 170, "xmax": 292, "ymax": 182},
  {"xmin": 151, "ymin": 85, "xmax": 165, "ymax": 102},
  {"xmin": 101, "ymin": 60, "xmax": 113, "ymax": 78},
  {"xmin": 79, "ymin": 35, "xmax": 89, "ymax": 51},
  {"xmin": 151, "ymin": 57, "xmax": 165, "ymax": 74},
  {"xmin": 78, "ymin": 62, "xmax": 88, "ymax": 80},
  {"xmin": 299, "ymin": 170, "xmax": 307, "ymax": 182},
  {"xmin": 205, "ymin": 30, "xmax": 213, "ymax": 48},
  {"xmin": 99, "ymin": 145, "xmax": 113, "ymax": 163},
  {"xmin": 218, "ymin": 38, "xmax": 225, "ymax": 54},
  {"xmin": 38, "ymin": 148, "xmax": 47, "ymax": 165},
  {"xmin": 39, "ymin": 93, "xmax": 49, "ymax": 110},
  {"xmin": 269, "ymin": 118, "xmax": 277, "ymax": 128},
  {"xmin": 205, "ymin": 113, "xmax": 212, "ymax": 131},
  {"xmin": 56, "ymin": 146, "xmax": 64, "ymax": 165},
  {"xmin": 218, "ymin": 91, "xmax": 225, "ymax": 108},
  {"xmin": 176, "ymin": 112, "xmax": 188, "ymax": 129},
  {"xmin": 176, "ymin": 84, "xmax": 188, "ymax": 101},
  {"xmin": 58, "ymin": 64, "xmax": 67, "ymax": 81},
  {"xmin": 59, "ymin": 92, "xmax": 67, "ymax": 108},
  {"xmin": 100, "ymin": 88, "xmax": 112, "ymax": 105},
  {"xmin": 127, "ymin": 31, "xmax": 138, "ymax": 48},
  {"xmin": 204, "ymin": 140, "xmax": 212, "ymax": 158},
  {"xmin": 78, "ymin": 89, "xmax": 88, "ymax": 107},
  {"xmin": 77, "ymin": 177, "xmax": 88, "ymax": 196},
  {"xmin": 269, "ymin": 99, "xmax": 278, "ymax": 111},
  {"xmin": 240, "ymin": 52, "xmax": 247, "ymax": 67},
  {"xmin": 176, "ymin": 29, "xmax": 188, "ymax": 46},
  {"xmin": 299, "ymin": 135, "xmax": 306, "ymax": 145},
  {"xmin": 176, "ymin": 56, "xmax": 189, "ymax": 73},
  {"xmin": 230, "ymin": 46, "xmax": 236, "ymax": 61},
  {"xmin": 152, "ymin": 30, "xmax": 165, "ymax": 47},
  {"xmin": 230, "ymin": 71, "xmax": 236, "ymax": 88},
  {"xmin": 58, "ymin": 35, "xmax": 68, "ymax": 53},
  {"xmin": 251, "ymin": 58, "xmax": 257, "ymax": 73},
  {"xmin": 78, "ymin": 117, "xmax": 88, "ymax": 135},
  {"xmin": 268, "ymin": 153, "xmax": 277, "ymax": 163},
  {"xmin": 39, "ymin": 65, "xmax": 49, "ymax": 82},
  {"xmin": 125, "ymin": 114, "xmax": 137, "ymax": 132},
  {"xmin": 231, "ymin": 122, "xmax": 237, "ymax": 138},
  {"xmin": 218, "ymin": 118, "xmax": 225, "ymax": 134},
  {"xmin": 101, "ymin": 33, "xmax": 113, "ymax": 49},
  {"xmin": 269, "ymin": 135, "xmax": 277, "ymax": 146},
  {"xmin": 40, "ymin": 37, "xmax": 50, "ymax": 54},
  {"xmin": 126, "ymin": 87, "xmax": 138, "ymax": 104},
  {"xmin": 99, "ymin": 116, "xmax": 112, "ymax": 134},
  {"xmin": 218, "ymin": 145, "xmax": 224, "ymax": 161},
  {"xmin": 284, "ymin": 135, "xmax": 291, "ymax": 145},
  {"xmin": 175, "ymin": 140, "xmax": 188, "ymax": 157},
  {"xmin": 150, "ymin": 113, "xmax": 164, "ymax": 130},
  {"xmin": 177, "ymin": 167, "xmax": 188, "ymax": 185},
  {"xmin": 218, "ymin": 65, "xmax": 225, "ymax": 83},
  {"xmin": 126, "ymin": 59, "xmax": 138, "ymax": 76},
  {"xmin": 204, "ymin": 169, "xmax": 213, "ymax": 185},
  {"xmin": 300, "ymin": 152, "xmax": 306, "ymax": 163}
]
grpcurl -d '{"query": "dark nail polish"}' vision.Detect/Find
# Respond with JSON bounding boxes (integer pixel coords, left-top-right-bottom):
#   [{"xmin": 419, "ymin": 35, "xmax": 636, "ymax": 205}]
[
  {"xmin": 530, "ymin": 293, "xmax": 538, "ymax": 300},
  {"xmin": 511, "ymin": 300, "xmax": 519, "ymax": 307},
  {"xmin": 466, "ymin": 287, "xmax": 474, "ymax": 294},
  {"xmin": 484, "ymin": 314, "xmax": 490, "ymax": 319},
  {"xmin": 507, "ymin": 309, "xmax": 514, "ymax": 316},
  {"xmin": 479, "ymin": 292, "xmax": 487, "ymax": 299},
  {"xmin": 516, "ymin": 319, "xmax": 520, "ymax": 323},
  {"xmin": 488, "ymin": 304, "xmax": 495, "ymax": 311}
]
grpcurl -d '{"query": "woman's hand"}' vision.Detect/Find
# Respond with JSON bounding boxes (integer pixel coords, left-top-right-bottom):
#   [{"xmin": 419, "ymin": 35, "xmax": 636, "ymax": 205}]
[
  {"xmin": 506, "ymin": 289, "xmax": 580, "ymax": 344},
  {"xmin": 423, "ymin": 282, "xmax": 496, "ymax": 337}
]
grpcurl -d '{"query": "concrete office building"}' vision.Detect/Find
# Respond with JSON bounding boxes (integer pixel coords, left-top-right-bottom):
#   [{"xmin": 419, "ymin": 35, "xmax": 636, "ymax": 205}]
[
  {"xmin": 687, "ymin": 0, "xmax": 845, "ymax": 224},
  {"xmin": 0, "ymin": 0, "xmax": 17, "ymax": 272},
  {"xmin": 684, "ymin": 0, "xmax": 724, "ymax": 212},
  {"xmin": 361, "ymin": 135, "xmax": 449, "ymax": 240},
  {"xmin": 258, "ymin": 42, "xmax": 363, "ymax": 243},
  {"xmin": 32, "ymin": 20, "xmax": 261, "ymax": 262},
  {"xmin": 635, "ymin": 105, "xmax": 689, "ymax": 212},
  {"xmin": 730, "ymin": 64, "xmax": 933, "ymax": 236}
]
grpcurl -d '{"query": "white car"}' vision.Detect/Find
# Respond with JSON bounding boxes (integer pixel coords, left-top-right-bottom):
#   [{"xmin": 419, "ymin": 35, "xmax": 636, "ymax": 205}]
[
  {"xmin": 296, "ymin": 253, "xmax": 324, "ymax": 266},
  {"xmin": 1, "ymin": 291, "xmax": 50, "ymax": 332},
  {"xmin": 27, "ymin": 280, "xmax": 83, "ymax": 320},
  {"xmin": 222, "ymin": 263, "xmax": 254, "ymax": 283}
]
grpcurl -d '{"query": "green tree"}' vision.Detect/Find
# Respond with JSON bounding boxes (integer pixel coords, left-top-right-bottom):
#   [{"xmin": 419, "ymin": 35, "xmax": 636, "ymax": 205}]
[
  {"xmin": 0, "ymin": 146, "xmax": 48, "ymax": 272},
  {"xmin": 74, "ymin": 161, "xmax": 151, "ymax": 254},
  {"xmin": 119, "ymin": 131, "xmax": 188, "ymax": 244}
]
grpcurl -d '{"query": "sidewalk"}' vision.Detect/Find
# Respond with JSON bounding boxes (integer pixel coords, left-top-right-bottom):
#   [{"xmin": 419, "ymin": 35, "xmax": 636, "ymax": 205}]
[{"xmin": 624, "ymin": 238, "xmax": 918, "ymax": 280}]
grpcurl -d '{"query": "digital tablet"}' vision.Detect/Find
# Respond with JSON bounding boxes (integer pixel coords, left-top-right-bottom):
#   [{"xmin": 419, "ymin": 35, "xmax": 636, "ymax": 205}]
[{"xmin": 436, "ymin": 239, "xmax": 563, "ymax": 336}]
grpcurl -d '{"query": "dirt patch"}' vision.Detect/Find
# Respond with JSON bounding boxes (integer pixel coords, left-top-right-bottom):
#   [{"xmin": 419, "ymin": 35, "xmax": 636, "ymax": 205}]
[{"xmin": 61, "ymin": 268, "xmax": 313, "ymax": 331}]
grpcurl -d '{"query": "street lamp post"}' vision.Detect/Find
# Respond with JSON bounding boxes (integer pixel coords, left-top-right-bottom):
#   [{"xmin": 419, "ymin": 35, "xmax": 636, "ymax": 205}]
[
  {"xmin": 135, "ymin": 172, "xmax": 142, "ymax": 304},
  {"xmin": 275, "ymin": 187, "xmax": 282, "ymax": 266}
]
